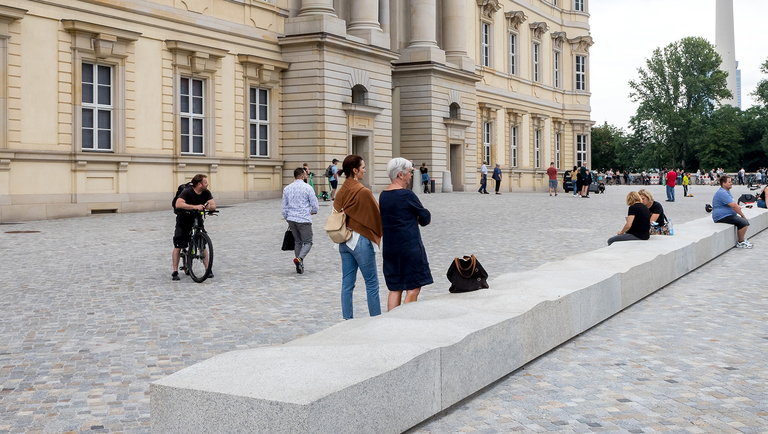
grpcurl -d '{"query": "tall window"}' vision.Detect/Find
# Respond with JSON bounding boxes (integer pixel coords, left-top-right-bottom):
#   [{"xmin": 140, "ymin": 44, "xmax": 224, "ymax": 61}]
[
  {"xmin": 574, "ymin": 0, "xmax": 584, "ymax": 12},
  {"xmin": 532, "ymin": 43, "xmax": 540, "ymax": 82},
  {"xmin": 555, "ymin": 133, "xmax": 561, "ymax": 169},
  {"xmin": 483, "ymin": 122, "xmax": 491, "ymax": 165},
  {"xmin": 352, "ymin": 85, "xmax": 367, "ymax": 104},
  {"xmin": 449, "ymin": 103, "xmax": 460, "ymax": 119},
  {"xmin": 508, "ymin": 33, "xmax": 517, "ymax": 75},
  {"xmin": 180, "ymin": 77, "xmax": 204, "ymax": 154},
  {"xmin": 510, "ymin": 126, "xmax": 518, "ymax": 167},
  {"xmin": 576, "ymin": 134, "xmax": 587, "ymax": 167},
  {"xmin": 250, "ymin": 88, "xmax": 269, "ymax": 157},
  {"xmin": 82, "ymin": 63, "xmax": 112, "ymax": 151},
  {"xmin": 534, "ymin": 130, "xmax": 541, "ymax": 168},
  {"xmin": 553, "ymin": 51, "xmax": 561, "ymax": 88},
  {"xmin": 576, "ymin": 55, "xmax": 587, "ymax": 91},
  {"xmin": 481, "ymin": 22, "xmax": 491, "ymax": 67}
]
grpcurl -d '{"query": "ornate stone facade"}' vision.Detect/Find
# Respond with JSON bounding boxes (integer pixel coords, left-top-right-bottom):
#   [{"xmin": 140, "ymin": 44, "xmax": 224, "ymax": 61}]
[{"xmin": 0, "ymin": 0, "xmax": 592, "ymax": 221}]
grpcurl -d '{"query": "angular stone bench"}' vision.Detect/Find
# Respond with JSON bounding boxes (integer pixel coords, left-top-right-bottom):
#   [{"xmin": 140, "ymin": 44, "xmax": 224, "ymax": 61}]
[{"xmin": 151, "ymin": 210, "xmax": 767, "ymax": 433}]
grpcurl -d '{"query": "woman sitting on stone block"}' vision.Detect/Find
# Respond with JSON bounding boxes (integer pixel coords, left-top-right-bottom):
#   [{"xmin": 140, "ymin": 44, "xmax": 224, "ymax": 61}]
[
  {"xmin": 607, "ymin": 191, "xmax": 650, "ymax": 246},
  {"xmin": 638, "ymin": 189, "xmax": 669, "ymax": 235}
]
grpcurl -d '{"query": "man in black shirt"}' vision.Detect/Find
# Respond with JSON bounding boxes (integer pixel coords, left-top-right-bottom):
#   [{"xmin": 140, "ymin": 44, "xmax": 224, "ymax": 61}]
[{"xmin": 172, "ymin": 174, "xmax": 216, "ymax": 280}]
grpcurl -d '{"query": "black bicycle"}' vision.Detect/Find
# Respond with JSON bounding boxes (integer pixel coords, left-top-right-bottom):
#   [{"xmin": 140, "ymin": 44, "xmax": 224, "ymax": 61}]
[{"xmin": 179, "ymin": 209, "xmax": 218, "ymax": 283}]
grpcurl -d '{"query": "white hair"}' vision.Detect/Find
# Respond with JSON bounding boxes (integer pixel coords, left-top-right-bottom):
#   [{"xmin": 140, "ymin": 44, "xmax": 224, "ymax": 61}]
[{"xmin": 387, "ymin": 157, "xmax": 413, "ymax": 182}]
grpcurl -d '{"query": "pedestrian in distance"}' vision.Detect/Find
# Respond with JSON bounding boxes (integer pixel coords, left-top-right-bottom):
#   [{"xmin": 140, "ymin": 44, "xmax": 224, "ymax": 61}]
[
  {"xmin": 493, "ymin": 163, "xmax": 502, "ymax": 194},
  {"xmin": 571, "ymin": 166, "xmax": 579, "ymax": 196},
  {"xmin": 665, "ymin": 169, "xmax": 676, "ymax": 202},
  {"xmin": 712, "ymin": 175, "xmax": 753, "ymax": 249},
  {"xmin": 327, "ymin": 158, "xmax": 339, "ymax": 201},
  {"xmin": 547, "ymin": 162, "xmax": 558, "ymax": 196},
  {"xmin": 607, "ymin": 191, "xmax": 650, "ymax": 246},
  {"xmin": 379, "ymin": 158, "xmax": 433, "ymax": 311},
  {"xmin": 580, "ymin": 163, "xmax": 590, "ymax": 198},
  {"xmin": 333, "ymin": 155, "xmax": 383, "ymax": 319},
  {"xmin": 420, "ymin": 162, "xmax": 430, "ymax": 194},
  {"xmin": 172, "ymin": 174, "xmax": 216, "ymax": 281},
  {"xmin": 282, "ymin": 167, "xmax": 319, "ymax": 274},
  {"xmin": 682, "ymin": 172, "xmax": 690, "ymax": 197},
  {"xmin": 302, "ymin": 163, "xmax": 310, "ymax": 183},
  {"xmin": 478, "ymin": 161, "xmax": 489, "ymax": 194}
]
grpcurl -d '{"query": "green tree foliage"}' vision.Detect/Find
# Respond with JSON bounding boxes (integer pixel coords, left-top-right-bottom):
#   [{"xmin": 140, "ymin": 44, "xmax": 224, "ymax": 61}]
[
  {"xmin": 751, "ymin": 59, "xmax": 768, "ymax": 107},
  {"xmin": 628, "ymin": 37, "xmax": 731, "ymax": 170},
  {"xmin": 591, "ymin": 123, "xmax": 639, "ymax": 171},
  {"xmin": 699, "ymin": 106, "xmax": 743, "ymax": 171}
]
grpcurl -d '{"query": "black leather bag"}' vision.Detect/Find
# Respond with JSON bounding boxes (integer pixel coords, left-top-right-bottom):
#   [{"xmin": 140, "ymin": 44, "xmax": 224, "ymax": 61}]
[
  {"xmin": 281, "ymin": 228, "xmax": 295, "ymax": 251},
  {"xmin": 447, "ymin": 255, "xmax": 489, "ymax": 293}
]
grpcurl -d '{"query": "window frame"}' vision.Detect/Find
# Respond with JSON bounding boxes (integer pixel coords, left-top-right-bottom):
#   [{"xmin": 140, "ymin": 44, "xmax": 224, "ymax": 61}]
[
  {"xmin": 510, "ymin": 126, "xmax": 517, "ymax": 168},
  {"xmin": 532, "ymin": 42, "xmax": 540, "ymax": 82},
  {"xmin": 80, "ymin": 62, "xmax": 114, "ymax": 152},
  {"xmin": 483, "ymin": 122, "xmax": 492, "ymax": 166},
  {"xmin": 179, "ymin": 76, "xmax": 206, "ymax": 156},
  {"xmin": 249, "ymin": 87, "xmax": 270, "ymax": 158},
  {"xmin": 535, "ymin": 130, "xmax": 541, "ymax": 169},
  {"xmin": 555, "ymin": 133, "xmax": 561, "ymax": 169},
  {"xmin": 481, "ymin": 21, "xmax": 492, "ymax": 68},
  {"xmin": 576, "ymin": 134, "xmax": 587, "ymax": 167},
  {"xmin": 575, "ymin": 55, "xmax": 587, "ymax": 91},
  {"xmin": 553, "ymin": 50, "xmax": 561, "ymax": 89},
  {"xmin": 574, "ymin": 0, "xmax": 585, "ymax": 12},
  {"xmin": 508, "ymin": 32, "xmax": 517, "ymax": 75}
]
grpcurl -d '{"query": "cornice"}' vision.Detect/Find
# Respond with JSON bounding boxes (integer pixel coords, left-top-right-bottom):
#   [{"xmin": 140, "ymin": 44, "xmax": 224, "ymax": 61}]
[
  {"xmin": 569, "ymin": 35, "xmax": 594, "ymax": 53},
  {"xmin": 551, "ymin": 31, "xmax": 567, "ymax": 49},
  {"xmin": 279, "ymin": 32, "xmax": 400, "ymax": 62},
  {"xmin": 477, "ymin": 0, "xmax": 502, "ymax": 19},
  {"xmin": 529, "ymin": 22, "xmax": 549, "ymax": 42},
  {"xmin": 505, "ymin": 11, "xmax": 527, "ymax": 31},
  {"xmin": 0, "ymin": 5, "xmax": 27, "ymax": 23}
]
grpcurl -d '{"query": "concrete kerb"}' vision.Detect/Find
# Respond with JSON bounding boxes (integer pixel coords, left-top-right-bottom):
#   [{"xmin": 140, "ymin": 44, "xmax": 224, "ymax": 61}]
[{"xmin": 150, "ymin": 208, "xmax": 768, "ymax": 434}]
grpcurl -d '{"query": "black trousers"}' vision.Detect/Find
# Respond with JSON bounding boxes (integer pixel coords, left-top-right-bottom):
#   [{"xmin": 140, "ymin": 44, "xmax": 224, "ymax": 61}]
[{"xmin": 495, "ymin": 179, "xmax": 500, "ymax": 192}]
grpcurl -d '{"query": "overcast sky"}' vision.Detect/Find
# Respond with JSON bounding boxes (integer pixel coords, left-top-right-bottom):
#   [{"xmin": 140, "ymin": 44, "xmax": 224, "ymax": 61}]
[{"xmin": 589, "ymin": 0, "xmax": 767, "ymax": 131}]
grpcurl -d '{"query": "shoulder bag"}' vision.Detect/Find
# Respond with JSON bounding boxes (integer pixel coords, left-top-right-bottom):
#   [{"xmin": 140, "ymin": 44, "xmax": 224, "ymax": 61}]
[
  {"xmin": 324, "ymin": 208, "xmax": 352, "ymax": 243},
  {"xmin": 447, "ymin": 255, "xmax": 489, "ymax": 293}
]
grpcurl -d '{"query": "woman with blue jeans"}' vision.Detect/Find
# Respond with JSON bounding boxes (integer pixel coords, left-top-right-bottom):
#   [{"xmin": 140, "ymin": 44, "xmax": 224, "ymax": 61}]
[{"xmin": 333, "ymin": 155, "xmax": 383, "ymax": 319}]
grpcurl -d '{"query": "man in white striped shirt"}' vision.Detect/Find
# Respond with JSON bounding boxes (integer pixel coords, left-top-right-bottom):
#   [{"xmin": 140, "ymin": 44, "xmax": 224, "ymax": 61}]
[{"xmin": 282, "ymin": 167, "xmax": 319, "ymax": 274}]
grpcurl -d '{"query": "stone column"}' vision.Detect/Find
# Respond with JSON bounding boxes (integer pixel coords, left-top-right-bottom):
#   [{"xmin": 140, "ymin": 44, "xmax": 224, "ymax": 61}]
[
  {"xmin": 397, "ymin": 0, "xmax": 445, "ymax": 63},
  {"xmin": 442, "ymin": 0, "xmax": 473, "ymax": 71},
  {"xmin": 286, "ymin": 0, "xmax": 347, "ymax": 36},
  {"xmin": 348, "ymin": 0, "xmax": 389, "ymax": 48},
  {"xmin": 379, "ymin": 0, "xmax": 390, "ymax": 37}
]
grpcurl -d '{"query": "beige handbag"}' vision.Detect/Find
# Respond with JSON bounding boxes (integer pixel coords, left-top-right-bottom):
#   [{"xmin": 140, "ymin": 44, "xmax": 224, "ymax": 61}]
[{"xmin": 324, "ymin": 208, "xmax": 352, "ymax": 243}]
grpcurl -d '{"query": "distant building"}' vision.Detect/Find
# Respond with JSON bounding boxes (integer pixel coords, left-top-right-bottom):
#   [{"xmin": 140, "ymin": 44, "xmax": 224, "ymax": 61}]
[
  {"xmin": 736, "ymin": 61, "xmax": 742, "ymax": 109},
  {"xmin": 0, "ymin": 0, "xmax": 593, "ymax": 222}
]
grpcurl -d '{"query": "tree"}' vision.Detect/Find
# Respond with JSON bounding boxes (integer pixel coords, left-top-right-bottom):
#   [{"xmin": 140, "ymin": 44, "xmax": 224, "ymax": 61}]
[
  {"xmin": 751, "ymin": 58, "xmax": 768, "ymax": 107},
  {"xmin": 628, "ymin": 37, "xmax": 731, "ymax": 170},
  {"xmin": 699, "ymin": 106, "xmax": 743, "ymax": 171}
]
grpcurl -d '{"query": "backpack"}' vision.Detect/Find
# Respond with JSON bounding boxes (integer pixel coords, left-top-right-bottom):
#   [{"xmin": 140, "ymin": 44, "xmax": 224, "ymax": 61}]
[
  {"xmin": 172, "ymin": 182, "xmax": 193, "ymax": 209},
  {"xmin": 325, "ymin": 165, "xmax": 334, "ymax": 178}
]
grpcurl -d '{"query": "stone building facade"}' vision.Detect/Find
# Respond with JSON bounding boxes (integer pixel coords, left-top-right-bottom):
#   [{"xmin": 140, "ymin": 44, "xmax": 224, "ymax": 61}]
[{"xmin": 0, "ymin": 0, "xmax": 592, "ymax": 222}]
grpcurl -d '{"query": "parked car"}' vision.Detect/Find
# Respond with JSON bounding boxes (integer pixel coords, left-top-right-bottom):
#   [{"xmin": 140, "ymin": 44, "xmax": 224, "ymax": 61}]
[{"xmin": 563, "ymin": 170, "xmax": 574, "ymax": 192}]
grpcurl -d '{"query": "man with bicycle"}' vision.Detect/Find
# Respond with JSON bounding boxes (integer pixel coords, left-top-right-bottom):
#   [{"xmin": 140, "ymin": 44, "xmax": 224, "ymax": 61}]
[{"xmin": 172, "ymin": 174, "xmax": 216, "ymax": 280}]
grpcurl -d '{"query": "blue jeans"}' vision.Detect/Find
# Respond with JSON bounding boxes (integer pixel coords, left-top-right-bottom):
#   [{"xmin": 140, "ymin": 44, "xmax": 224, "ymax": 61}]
[
  {"xmin": 666, "ymin": 185, "xmax": 675, "ymax": 201},
  {"xmin": 339, "ymin": 235, "xmax": 381, "ymax": 319},
  {"xmin": 758, "ymin": 199, "xmax": 766, "ymax": 209},
  {"xmin": 478, "ymin": 176, "xmax": 488, "ymax": 193}
]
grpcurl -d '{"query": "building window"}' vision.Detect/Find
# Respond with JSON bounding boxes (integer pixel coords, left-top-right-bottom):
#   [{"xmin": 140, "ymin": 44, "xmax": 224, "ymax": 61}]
[
  {"xmin": 576, "ymin": 55, "xmax": 587, "ymax": 91},
  {"xmin": 576, "ymin": 134, "xmax": 587, "ymax": 167},
  {"xmin": 553, "ymin": 0, "xmax": 558, "ymax": 6},
  {"xmin": 574, "ymin": 0, "xmax": 584, "ymax": 12},
  {"xmin": 481, "ymin": 22, "xmax": 491, "ymax": 67},
  {"xmin": 508, "ymin": 33, "xmax": 517, "ymax": 75},
  {"xmin": 533, "ymin": 43, "xmax": 540, "ymax": 82},
  {"xmin": 483, "ymin": 122, "xmax": 491, "ymax": 165},
  {"xmin": 449, "ymin": 103, "xmax": 460, "ymax": 119},
  {"xmin": 81, "ymin": 63, "xmax": 113, "ymax": 151},
  {"xmin": 510, "ymin": 126, "xmax": 517, "ymax": 167},
  {"xmin": 555, "ymin": 133, "xmax": 561, "ymax": 169},
  {"xmin": 352, "ymin": 84, "xmax": 367, "ymax": 104},
  {"xmin": 535, "ymin": 130, "xmax": 541, "ymax": 168},
  {"xmin": 180, "ymin": 77, "xmax": 204, "ymax": 155},
  {"xmin": 553, "ymin": 51, "xmax": 561, "ymax": 88},
  {"xmin": 250, "ymin": 87, "xmax": 269, "ymax": 157}
]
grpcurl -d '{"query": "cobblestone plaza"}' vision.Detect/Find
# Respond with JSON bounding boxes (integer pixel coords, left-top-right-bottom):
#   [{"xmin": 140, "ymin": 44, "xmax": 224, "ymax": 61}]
[{"xmin": 1, "ymin": 185, "xmax": 766, "ymax": 433}]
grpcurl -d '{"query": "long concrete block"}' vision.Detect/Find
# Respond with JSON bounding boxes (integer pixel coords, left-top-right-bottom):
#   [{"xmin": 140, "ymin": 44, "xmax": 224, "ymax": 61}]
[{"xmin": 151, "ymin": 209, "xmax": 767, "ymax": 433}]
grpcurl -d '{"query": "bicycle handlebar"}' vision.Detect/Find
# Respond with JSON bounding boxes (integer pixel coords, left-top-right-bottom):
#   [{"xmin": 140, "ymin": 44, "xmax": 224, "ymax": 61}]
[{"xmin": 178, "ymin": 209, "xmax": 219, "ymax": 216}]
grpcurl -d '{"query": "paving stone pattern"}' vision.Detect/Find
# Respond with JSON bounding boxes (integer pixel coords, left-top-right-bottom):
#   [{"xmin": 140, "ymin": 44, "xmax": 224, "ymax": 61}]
[{"xmin": 0, "ymin": 184, "xmax": 763, "ymax": 433}]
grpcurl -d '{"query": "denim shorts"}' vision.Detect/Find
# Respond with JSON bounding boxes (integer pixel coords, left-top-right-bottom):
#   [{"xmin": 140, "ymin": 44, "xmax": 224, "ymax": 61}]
[{"xmin": 716, "ymin": 214, "xmax": 749, "ymax": 230}]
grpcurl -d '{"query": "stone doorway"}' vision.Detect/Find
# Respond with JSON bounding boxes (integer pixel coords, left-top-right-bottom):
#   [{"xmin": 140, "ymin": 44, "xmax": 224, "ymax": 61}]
[
  {"xmin": 351, "ymin": 134, "xmax": 372, "ymax": 188},
  {"xmin": 450, "ymin": 143, "xmax": 462, "ymax": 191}
]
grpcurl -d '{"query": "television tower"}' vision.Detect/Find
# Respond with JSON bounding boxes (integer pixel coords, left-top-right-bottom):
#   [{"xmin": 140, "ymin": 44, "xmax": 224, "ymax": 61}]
[{"xmin": 715, "ymin": 0, "xmax": 740, "ymax": 108}]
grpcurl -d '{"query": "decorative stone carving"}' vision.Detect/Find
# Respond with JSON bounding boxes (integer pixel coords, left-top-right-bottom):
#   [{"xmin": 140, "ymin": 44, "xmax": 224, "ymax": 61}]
[
  {"xmin": 570, "ymin": 119, "xmax": 595, "ymax": 134},
  {"xmin": 348, "ymin": 69, "xmax": 372, "ymax": 93},
  {"xmin": 478, "ymin": 102, "xmax": 501, "ymax": 121},
  {"xmin": 531, "ymin": 113, "xmax": 548, "ymax": 130},
  {"xmin": 506, "ymin": 108, "xmax": 527, "ymax": 127},
  {"xmin": 504, "ymin": 11, "xmax": 527, "ymax": 30},
  {"xmin": 237, "ymin": 54, "xmax": 289, "ymax": 88},
  {"xmin": 569, "ymin": 36, "xmax": 594, "ymax": 53},
  {"xmin": 476, "ymin": 0, "xmax": 501, "ymax": 19},
  {"xmin": 166, "ymin": 40, "xmax": 228, "ymax": 73},
  {"xmin": 448, "ymin": 89, "xmax": 461, "ymax": 107},
  {"xmin": 551, "ymin": 31, "xmax": 567, "ymax": 50},
  {"xmin": 552, "ymin": 117, "xmax": 566, "ymax": 133},
  {"xmin": 529, "ymin": 22, "xmax": 549, "ymax": 42},
  {"xmin": 62, "ymin": 20, "xmax": 141, "ymax": 59}
]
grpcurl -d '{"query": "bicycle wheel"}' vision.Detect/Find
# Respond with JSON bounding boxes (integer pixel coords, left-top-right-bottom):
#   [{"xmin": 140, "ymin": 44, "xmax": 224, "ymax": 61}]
[{"xmin": 187, "ymin": 231, "xmax": 214, "ymax": 283}]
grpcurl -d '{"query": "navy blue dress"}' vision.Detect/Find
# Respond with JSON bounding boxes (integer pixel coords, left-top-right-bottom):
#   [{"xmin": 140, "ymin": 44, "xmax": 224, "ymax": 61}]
[{"xmin": 379, "ymin": 189, "xmax": 433, "ymax": 291}]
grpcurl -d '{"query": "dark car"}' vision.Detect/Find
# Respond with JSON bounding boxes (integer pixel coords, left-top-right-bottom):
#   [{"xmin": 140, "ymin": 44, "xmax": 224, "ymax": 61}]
[{"xmin": 563, "ymin": 170, "xmax": 574, "ymax": 192}]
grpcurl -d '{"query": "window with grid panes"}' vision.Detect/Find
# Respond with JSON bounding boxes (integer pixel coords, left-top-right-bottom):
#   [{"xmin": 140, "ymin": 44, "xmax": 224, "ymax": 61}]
[
  {"xmin": 555, "ymin": 133, "xmax": 561, "ymax": 169},
  {"xmin": 180, "ymin": 77, "xmax": 204, "ymax": 154},
  {"xmin": 554, "ymin": 51, "xmax": 561, "ymax": 88},
  {"xmin": 510, "ymin": 126, "xmax": 517, "ymax": 167},
  {"xmin": 82, "ymin": 63, "xmax": 112, "ymax": 151},
  {"xmin": 535, "ymin": 130, "xmax": 541, "ymax": 168},
  {"xmin": 481, "ymin": 22, "xmax": 491, "ymax": 67},
  {"xmin": 250, "ymin": 88, "xmax": 269, "ymax": 157},
  {"xmin": 574, "ymin": 0, "xmax": 584, "ymax": 12},
  {"xmin": 483, "ymin": 122, "xmax": 491, "ymax": 165},
  {"xmin": 533, "ymin": 43, "xmax": 540, "ymax": 82},
  {"xmin": 576, "ymin": 134, "xmax": 587, "ymax": 167},
  {"xmin": 576, "ymin": 55, "xmax": 586, "ymax": 91},
  {"xmin": 508, "ymin": 33, "xmax": 516, "ymax": 75}
]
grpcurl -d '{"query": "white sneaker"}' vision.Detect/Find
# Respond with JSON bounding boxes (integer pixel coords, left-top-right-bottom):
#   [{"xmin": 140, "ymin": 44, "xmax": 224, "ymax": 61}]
[
  {"xmin": 744, "ymin": 240, "xmax": 754, "ymax": 247},
  {"xmin": 736, "ymin": 241, "xmax": 753, "ymax": 249}
]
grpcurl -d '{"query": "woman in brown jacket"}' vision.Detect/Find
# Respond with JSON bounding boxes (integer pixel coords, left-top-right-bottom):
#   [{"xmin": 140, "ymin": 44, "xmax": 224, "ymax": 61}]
[{"xmin": 333, "ymin": 155, "xmax": 382, "ymax": 319}]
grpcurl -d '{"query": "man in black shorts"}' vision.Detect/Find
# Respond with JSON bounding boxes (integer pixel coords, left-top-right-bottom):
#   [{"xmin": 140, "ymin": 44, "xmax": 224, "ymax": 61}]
[{"xmin": 172, "ymin": 174, "xmax": 216, "ymax": 280}]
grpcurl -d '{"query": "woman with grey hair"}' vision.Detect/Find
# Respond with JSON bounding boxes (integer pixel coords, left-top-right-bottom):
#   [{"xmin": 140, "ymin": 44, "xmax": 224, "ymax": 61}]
[{"xmin": 379, "ymin": 158, "xmax": 433, "ymax": 311}]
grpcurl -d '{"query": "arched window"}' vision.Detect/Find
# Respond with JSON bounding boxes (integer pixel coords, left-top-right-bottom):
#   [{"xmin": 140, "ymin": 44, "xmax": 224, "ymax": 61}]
[
  {"xmin": 352, "ymin": 85, "xmax": 367, "ymax": 104},
  {"xmin": 449, "ymin": 103, "xmax": 460, "ymax": 119}
]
